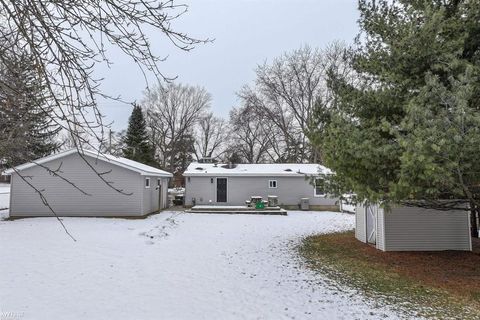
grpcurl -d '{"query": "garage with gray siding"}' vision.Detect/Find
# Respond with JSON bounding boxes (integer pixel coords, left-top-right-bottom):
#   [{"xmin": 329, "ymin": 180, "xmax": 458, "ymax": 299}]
[
  {"xmin": 184, "ymin": 162, "xmax": 338, "ymax": 210},
  {"xmin": 4, "ymin": 149, "xmax": 172, "ymax": 217},
  {"xmin": 356, "ymin": 203, "xmax": 472, "ymax": 251}
]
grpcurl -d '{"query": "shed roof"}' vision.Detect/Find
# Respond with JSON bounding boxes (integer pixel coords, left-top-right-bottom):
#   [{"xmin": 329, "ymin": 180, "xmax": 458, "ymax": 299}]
[
  {"xmin": 3, "ymin": 149, "xmax": 173, "ymax": 177},
  {"xmin": 183, "ymin": 162, "xmax": 330, "ymax": 177}
]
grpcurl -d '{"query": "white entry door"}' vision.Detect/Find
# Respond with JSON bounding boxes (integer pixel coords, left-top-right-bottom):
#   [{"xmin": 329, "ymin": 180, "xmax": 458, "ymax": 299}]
[{"xmin": 366, "ymin": 205, "xmax": 376, "ymax": 244}]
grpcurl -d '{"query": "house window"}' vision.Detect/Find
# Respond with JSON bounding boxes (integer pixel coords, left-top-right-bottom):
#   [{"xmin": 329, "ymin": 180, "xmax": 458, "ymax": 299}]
[
  {"xmin": 145, "ymin": 178, "xmax": 150, "ymax": 188},
  {"xmin": 314, "ymin": 178, "xmax": 325, "ymax": 197},
  {"xmin": 157, "ymin": 179, "xmax": 161, "ymax": 187},
  {"xmin": 269, "ymin": 180, "xmax": 277, "ymax": 188}
]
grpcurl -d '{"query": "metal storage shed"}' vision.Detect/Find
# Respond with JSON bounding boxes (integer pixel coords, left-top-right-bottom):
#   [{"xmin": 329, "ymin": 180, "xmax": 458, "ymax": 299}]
[
  {"xmin": 4, "ymin": 149, "xmax": 172, "ymax": 217},
  {"xmin": 356, "ymin": 202, "xmax": 472, "ymax": 251}
]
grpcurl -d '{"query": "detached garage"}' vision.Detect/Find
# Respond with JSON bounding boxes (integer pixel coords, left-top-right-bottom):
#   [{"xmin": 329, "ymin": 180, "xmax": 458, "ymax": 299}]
[
  {"xmin": 4, "ymin": 149, "xmax": 172, "ymax": 217},
  {"xmin": 356, "ymin": 203, "xmax": 472, "ymax": 251}
]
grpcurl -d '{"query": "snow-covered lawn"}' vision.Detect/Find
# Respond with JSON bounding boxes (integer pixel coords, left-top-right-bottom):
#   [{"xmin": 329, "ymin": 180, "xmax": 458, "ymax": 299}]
[{"xmin": 0, "ymin": 211, "xmax": 401, "ymax": 320}]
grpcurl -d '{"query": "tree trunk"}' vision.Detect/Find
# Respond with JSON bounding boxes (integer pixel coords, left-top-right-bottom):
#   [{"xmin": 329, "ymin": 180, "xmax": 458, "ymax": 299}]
[{"xmin": 470, "ymin": 202, "xmax": 479, "ymax": 238}]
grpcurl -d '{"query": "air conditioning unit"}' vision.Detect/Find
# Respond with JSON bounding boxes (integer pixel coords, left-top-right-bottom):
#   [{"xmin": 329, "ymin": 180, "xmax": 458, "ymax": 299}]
[
  {"xmin": 268, "ymin": 195, "xmax": 278, "ymax": 207},
  {"xmin": 300, "ymin": 198, "xmax": 310, "ymax": 210}
]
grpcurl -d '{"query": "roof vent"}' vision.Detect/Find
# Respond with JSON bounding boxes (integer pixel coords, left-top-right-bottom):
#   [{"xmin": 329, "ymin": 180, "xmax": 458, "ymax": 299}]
[
  {"xmin": 195, "ymin": 167, "xmax": 204, "ymax": 170},
  {"xmin": 284, "ymin": 168, "xmax": 292, "ymax": 172},
  {"xmin": 221, "ymin": 163, "xmax": 237, "ymax": 169}
]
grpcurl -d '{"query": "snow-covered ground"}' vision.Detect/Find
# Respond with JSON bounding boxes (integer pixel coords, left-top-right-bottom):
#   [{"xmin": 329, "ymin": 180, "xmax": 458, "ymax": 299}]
[
  {"xmin": 0, "ymin": 211, "xmax": 402, "ymax": 320},
  {"xmin": 168, "ymin": 187, "xmax": 185, "ymax": 195},
  {"xmin": 0, "ymin": 183, "xmax": 10, "ymax": 212}
]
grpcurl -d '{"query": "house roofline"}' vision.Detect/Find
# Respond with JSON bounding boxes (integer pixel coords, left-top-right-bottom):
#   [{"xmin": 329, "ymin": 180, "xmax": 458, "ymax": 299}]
[
  {"xmin": 3, "ymin": 149, "xmax": 172, "ymax": 178},
  {"xmin": 183, "ymin": 172, "xmax": 320, "ymax": 177}
]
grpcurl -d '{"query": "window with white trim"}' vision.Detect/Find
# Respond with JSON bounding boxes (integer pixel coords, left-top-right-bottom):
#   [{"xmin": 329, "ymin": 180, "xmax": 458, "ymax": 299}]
[
  {"xmin": 314, "ymin": 178, "xmax": 325, "ymax": 197},
  {"xmin": 269, "ymin": 180, "xmax": 277, "ymax": 188},
  {"xmin": 145, "ymin": 178, "xmax": 150, "ymax": 188}
]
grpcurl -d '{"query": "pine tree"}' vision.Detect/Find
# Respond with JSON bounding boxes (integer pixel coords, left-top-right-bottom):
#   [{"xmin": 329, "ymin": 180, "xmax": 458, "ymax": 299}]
[
  {"xmin": 0, "ymin": 45, "xmax": 61, "ymax": 167},
  {"xmin": 123, "ymin": 104, "xmax": 156, "ymax": 166},
  {"xmin": 318, "ymin": 0, "xmax": 480, "ymax": 232}
]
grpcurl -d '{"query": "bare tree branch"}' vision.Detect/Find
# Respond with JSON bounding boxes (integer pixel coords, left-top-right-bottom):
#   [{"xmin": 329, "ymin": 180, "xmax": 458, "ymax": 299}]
[
  {"xmin": 238, "ymin": 42, "xmax": 350, "ymax": 163},
  {"xmin": 194, "ymin": 112, "xmax": 228, "ymax": 160},
  {"xmin": 143, "ymin": 82, "xmax": 210, "ymax": 172}
]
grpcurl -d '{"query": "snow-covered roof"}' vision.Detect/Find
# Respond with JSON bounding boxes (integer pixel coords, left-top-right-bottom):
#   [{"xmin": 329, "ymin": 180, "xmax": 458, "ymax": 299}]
[
  {"xmin": 183, "ymin": 162, "xmax": 331, "ymax": 177},
  {"xmin": 3, "ymin": 149, "xmax": 172, "ymax": 177}
]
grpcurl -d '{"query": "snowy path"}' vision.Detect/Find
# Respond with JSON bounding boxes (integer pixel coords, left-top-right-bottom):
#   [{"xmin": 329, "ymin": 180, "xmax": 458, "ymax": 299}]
[{"xmin": 0, "ymin": 211, "xmax": 401, "ymax": 320}]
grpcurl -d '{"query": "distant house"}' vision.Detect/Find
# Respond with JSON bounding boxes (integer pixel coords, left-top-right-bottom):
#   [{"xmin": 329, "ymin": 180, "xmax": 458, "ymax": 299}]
[
  {"xmin": 183, "ymin": 162, "xmax": 338, "ymax": 210},
  {"xmin": 0, "ymin": 159, "xmax": 10, "ymax": 183},
  {"xmin": 0, "ymin": 174, "xmax": 10, "ymax": 183},
  {"xmin": 4, "ymin": 149, "xmax": 172, "ymax": 217},
  {"xmin": 355, "ymin": 202, "xmax": 472, "ymax": 251}
]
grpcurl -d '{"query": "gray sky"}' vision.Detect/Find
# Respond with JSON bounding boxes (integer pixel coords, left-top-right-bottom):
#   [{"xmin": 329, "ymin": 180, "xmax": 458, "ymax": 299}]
[{"xmin": 97, "ymin": 0, "xmax": 359, "ymax": 132}]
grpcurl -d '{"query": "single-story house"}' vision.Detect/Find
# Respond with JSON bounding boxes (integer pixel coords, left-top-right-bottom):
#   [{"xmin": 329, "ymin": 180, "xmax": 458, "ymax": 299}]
[
  {"xmin": 4, "ymin": 149, "xmax": 172, "ymax": 217},
  {"xmin": 183, "ymin": 162, "xmax": 338, "ymax": 210},
  {"xmin": 355, "ymin": 202, "xmax": 472, "ymax": 251}
]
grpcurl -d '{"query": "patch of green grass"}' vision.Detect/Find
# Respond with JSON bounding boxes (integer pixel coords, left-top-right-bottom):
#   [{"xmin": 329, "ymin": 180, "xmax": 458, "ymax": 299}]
[{"xmin": 299, "ymin": 231, "xmax": 480, "ymax": 319}]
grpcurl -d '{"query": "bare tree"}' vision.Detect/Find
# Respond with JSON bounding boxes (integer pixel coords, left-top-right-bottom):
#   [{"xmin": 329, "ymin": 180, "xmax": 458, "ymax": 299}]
[
  {"xmin": 238, "ymin": 87, "xmax": 299, "ymax": 162},
  {"xmin": 143, "ymin": 82, "xmax": 211, "ymax": 173},
  {"xmin": 240, "ymin": 42, "xmax": 349, "ymax": 163},
  {"xmin": 194, "ymin": 112, "xmax": 228, "ymax": 160},
  {"xmin": 0, "ymin": 1, "xmax": 209, "ymax": 152},
  {"xmin": 99, "ymin": 130, "xmax": 126, "ymax": 157},
  {"xmin": 228, "ymin": 105, "xmax": 273, "ymax": 164},
  {"xmin": 59, "ymin": 129, "xmax": 91, "ymax": 151}
]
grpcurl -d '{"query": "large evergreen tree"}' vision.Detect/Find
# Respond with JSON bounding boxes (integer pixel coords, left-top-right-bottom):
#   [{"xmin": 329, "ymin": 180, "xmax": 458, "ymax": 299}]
[
  {"xmin": 320, "ymin": 0, "xmax": 480, "ymax": 233},
  {"xmin": 0, "ymin": 42, "xmax": 61, "ymax": 167},
  {"xmin": 123, "ymin": 104, "xmax": 156, "ymax": 166}
]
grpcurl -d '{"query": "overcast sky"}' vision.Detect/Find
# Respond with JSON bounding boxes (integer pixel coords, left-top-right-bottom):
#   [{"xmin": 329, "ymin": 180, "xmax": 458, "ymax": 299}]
[{"xmin": 97, "ymin": 0, "xmax": 359, "ymax": 132}]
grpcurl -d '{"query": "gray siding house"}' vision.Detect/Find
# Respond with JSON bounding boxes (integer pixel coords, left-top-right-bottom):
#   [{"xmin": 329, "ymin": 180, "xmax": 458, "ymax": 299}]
[
  {"xmin": 356, "ymin": 202, "xmax": 472, "ymax": 251},
  {"xmin": 4, "ymin": 149, "xmax": 172, "ymax": 217},
  {"xmin": 183, "ymin": 162, "xmax": 338, "ymax": 210}
]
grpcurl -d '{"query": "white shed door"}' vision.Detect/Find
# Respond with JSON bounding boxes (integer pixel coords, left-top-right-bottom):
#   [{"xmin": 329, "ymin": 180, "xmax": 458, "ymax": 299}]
[{"xmin": 366, "ymin": 205, "xmax": 376, "ymax": 244}]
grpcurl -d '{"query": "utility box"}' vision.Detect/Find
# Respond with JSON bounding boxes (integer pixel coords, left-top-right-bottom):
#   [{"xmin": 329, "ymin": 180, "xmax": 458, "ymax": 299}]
[{"xmin": 300, "ymin": 198, "xmax": 310, "ymax": 211}]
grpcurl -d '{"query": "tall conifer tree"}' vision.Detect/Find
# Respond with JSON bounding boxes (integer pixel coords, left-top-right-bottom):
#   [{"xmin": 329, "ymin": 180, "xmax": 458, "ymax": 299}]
[
  {"xmin": 123, "ymin": 104, "xmax": 156, "ymax": 166},
  {"xmin": 319, "ymin": 1, "xmax": 480, "ymax": 235},
  {"xmin": 0, "ymin": 42, "xmax": 61, "ymax": 167}
]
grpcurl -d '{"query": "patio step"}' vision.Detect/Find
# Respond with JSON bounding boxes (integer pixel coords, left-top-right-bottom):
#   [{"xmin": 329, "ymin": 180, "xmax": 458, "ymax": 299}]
[
  {"xmin": 190, "ymin": 206, "xmax": 281, "ymax": 211},
  {"xmin": 187, "ymin": 205, "xmax": 287, "ymax": 215}
]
